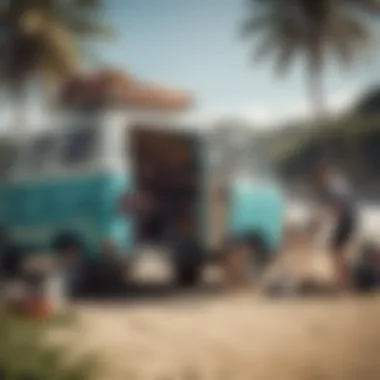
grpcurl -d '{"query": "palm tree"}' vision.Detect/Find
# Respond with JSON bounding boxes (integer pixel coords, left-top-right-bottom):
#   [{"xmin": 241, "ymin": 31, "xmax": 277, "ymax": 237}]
[
  {"xmin": 242, "ymin": 0, "xmax": 380, "ymax": 118},
  {"xmin": 0, "ymin": 0, "xmax": 113, "ymax": 130}
]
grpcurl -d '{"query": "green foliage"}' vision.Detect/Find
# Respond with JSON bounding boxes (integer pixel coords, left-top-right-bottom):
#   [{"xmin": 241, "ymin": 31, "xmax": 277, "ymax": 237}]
[
  {"xmin": 0, "ymin": 0, "xmax": 114, "ymax": 91},
  {"xmin": 241, "ymin": 0, "xmax": 380, "ymax": 116},
  {"xmin": 266, "ymin": 113, "xmax": 380, "ymax": 161},
  {"xmin": 241, "ymin": 0, "xmax": 378, "ymax": 73},
  {"xmin": 0, "ymin": 311, "xmax": 97, "ymax": 380}
]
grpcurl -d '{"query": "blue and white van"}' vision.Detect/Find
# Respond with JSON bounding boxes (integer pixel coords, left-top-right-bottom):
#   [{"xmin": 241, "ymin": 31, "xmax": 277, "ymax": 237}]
[{"xmin": 0, "ymin": 112, "xmax": 284, "ymax": 285}]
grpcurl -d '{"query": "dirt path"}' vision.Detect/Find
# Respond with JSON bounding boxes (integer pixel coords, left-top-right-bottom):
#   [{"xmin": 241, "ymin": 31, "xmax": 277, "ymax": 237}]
[
  {"xmin": 49, "ymin": 243, "xmax": 380, "ymax": 380},
  {"xmin": 53, "ymin": 293, "xmax": 380, "ymax": 380}
]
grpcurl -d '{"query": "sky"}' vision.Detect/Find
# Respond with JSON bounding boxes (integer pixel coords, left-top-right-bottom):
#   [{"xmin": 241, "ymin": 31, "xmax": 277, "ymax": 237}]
[
  {"xmin": 1, "ymin": 0, "xmax": 380, "ymax": 130},
  {"xmin": 96, "ymin": 0, "xmax": 380, "ymax": 126}
]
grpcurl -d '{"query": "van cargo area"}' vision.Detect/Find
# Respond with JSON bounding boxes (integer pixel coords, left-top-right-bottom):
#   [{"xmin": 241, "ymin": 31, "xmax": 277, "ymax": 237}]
[{"xmin": 130, "ymin": 126, "xmax": 201, "ymax": 246}]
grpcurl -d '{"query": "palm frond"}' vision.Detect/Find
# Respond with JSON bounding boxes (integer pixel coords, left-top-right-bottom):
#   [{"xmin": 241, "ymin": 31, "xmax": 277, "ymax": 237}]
[
  {"xmin": 58, "ymin": 16, "xmax": 115, "ymax": 38},
  {"xmin": 47, "ymin": 2, "xmax": 114, "ymax": 40},
  {"xmin": 245, "ymin": 7, "xmax": 304, "ymax": 75},
  {"xmin": 243, "ymin": 0, "xmax": 377, "ymax": 69},
  {"xmin": 275, "ymin": 39, "xmax": 298, "ymax": 77},
  {"xmin": 328, "ymin": 13, "xmax": 372, "ymax": 65},
  {"xmin": 42, "ymin": 23, "xmax": 81, "ymax": 80},
  {"xmin": 241, "ymin": 15, "xmax": 272, "ymax": 37},
  {"xmin": 332, "ymin": 38, "xmax": 355, "ymax": 66},
  {"xmin": 253, "ymin": 32, "xmax": 279, "ymax": 62},
  {"xmin": 273, "ymin": 20, "xmax": 304, "ymax": 76},
  {"xmin": 242, "ymin": 0, "xmax": 291, "ymax": 37},
  {"xmin": 333, "ymin": 14, "xmax": 372, "ymax": 41}
]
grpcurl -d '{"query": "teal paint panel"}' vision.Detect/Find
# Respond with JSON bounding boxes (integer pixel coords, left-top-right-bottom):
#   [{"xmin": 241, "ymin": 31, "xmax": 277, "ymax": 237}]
[
  {"xmin": 228, "ymin": 181, "xmax": 284, "ymax": 253},
  {"xmin": 0, "ymin": 172, "xmax": 134, "ymax": 258},
  {"xmin": 98, "ymin": 173, "xmax": 135, "ymax": 254}
]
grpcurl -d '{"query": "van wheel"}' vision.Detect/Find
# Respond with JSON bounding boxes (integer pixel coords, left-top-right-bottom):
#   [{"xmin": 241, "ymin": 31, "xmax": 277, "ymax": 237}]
[
  {"xmin": 245, "ymin": 234, "xmax": 271, "ymax": 275},
  {"xmin": 221, "ymin": 234, "xmax": 269, "ymax": 287},
  {"xmin": 221, "ymin": 240, "xmax": 252, "ymax": 287},
  {"xmin": 51, "ymin": 231, "xmax": 83, "ymax": 254},
  {"xmin": 352, "ymin": 264, "xmax": 379, "ymax": 293},
  {"xmin": 173, "ymin": 240, "xmax": 204, "ymax": 287},
  {"xmin": 176, "ymin": 266, "xmax": 199, "ymax": 287},
  {"xmin": 51, "ymin": 231, "xmax": 85, "ymax": 295}
]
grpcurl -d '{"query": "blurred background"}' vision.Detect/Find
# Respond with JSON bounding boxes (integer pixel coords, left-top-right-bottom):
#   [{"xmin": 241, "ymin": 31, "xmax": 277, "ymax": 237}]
[{"xmin": 1, "ymin": 1, "xmax": 380, "ymax": 380}]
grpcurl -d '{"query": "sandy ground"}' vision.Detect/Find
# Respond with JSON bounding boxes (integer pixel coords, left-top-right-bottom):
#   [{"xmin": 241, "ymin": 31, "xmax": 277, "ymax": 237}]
[
  {"xmin": 51, "ymin": 249, "xmax": 380, "ymax": 380},
  {"xmin": 67, "ymin": 296, "xmax": 380, "ymax": 380}
]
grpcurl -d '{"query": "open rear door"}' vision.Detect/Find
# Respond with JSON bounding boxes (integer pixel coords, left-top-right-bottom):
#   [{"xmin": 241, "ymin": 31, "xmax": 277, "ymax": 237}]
[{"xmin": 129, "ymin": 126, "xmax": 201, "ymax": 245}]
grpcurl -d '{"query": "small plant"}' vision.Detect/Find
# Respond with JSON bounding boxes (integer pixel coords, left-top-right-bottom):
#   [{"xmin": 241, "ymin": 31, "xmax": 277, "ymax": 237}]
[{"xmin": 0, "ymin": 311, "xmax": 97, "ymax": 380}]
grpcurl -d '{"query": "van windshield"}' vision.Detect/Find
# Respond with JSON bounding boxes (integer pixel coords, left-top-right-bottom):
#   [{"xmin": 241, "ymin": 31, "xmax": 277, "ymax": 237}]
[{"xmin": 60, "ymin": 127, "xmax": 97, "ymax": 165}]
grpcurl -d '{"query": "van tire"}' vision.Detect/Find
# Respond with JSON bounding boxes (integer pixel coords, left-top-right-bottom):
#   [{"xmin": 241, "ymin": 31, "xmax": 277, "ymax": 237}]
[
  {"xmin": 51, "ymin": 231, "xmax": 83, "ymax": 253},
  {"xmin": 173, "ymin": 239, "xmax": 204, "ymax": 287},
  {"xmin": 221, "ymin": 233, "xmax": 270, "ymax": 286},
  {"xmin": 245, "ymin": 234, "xmax": 271, "ymax": 274},
  {"xmin": 176, "ymin": 266, "xmax": 199, "ymax": 287},
  {"xmin": 352, "ymin": 264, "xmax": 379, "ymax": 293}
]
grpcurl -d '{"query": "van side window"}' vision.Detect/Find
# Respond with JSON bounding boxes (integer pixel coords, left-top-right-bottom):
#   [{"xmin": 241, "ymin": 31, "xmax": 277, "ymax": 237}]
[
  {"xmin": 60, "ymin": 127, "xmax": 96, "ymax": 165},
  {"xmin": 29, "ymin": 134, "xmax": 55, "ymax": 170},
  {"xmin": 0, "ymin": 140, "xmax": 17, "ymax": 180}
]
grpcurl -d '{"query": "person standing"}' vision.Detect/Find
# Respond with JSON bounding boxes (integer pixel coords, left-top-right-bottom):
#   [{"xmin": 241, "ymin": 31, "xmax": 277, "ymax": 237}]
[{"xmin": 312, "ymin": 165, "xmax": 358, "ymax": 292}]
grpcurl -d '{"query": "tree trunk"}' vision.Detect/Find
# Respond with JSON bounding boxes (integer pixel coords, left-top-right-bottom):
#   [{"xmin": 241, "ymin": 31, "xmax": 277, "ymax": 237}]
[
  {"xmin": 308, "ymin": 64, "xmax": 324, "ymax": 120},
  {"xmin": 307, "ymin": 35, "xmax": 326, "ymax": 120},
  {"xmin": 307, "ymin": 40, "xmax": 329, "ymax": 163}
]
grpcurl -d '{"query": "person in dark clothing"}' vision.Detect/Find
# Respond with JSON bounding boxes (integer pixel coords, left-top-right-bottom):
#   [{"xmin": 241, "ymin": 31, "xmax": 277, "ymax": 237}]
[{"xmin": 313, "ymin": 166, "xmax": 358, "ymax": 291}]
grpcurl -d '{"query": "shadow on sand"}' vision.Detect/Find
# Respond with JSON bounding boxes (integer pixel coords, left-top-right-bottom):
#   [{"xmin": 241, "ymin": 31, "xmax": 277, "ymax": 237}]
[{"xmin": 73, "ymin": 280, "xmax": 225, "ymax": 306}]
